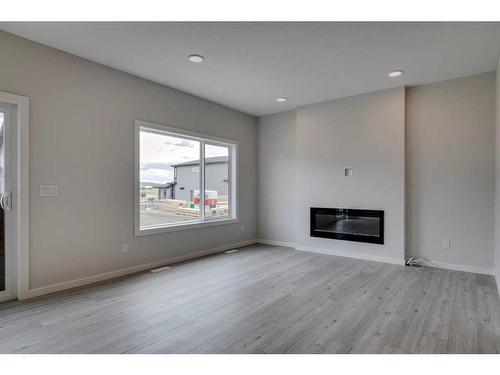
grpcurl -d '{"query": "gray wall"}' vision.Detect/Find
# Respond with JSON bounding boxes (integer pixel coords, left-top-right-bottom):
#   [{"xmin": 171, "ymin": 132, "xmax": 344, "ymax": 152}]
[
  {"xmin": 406, "ymin": 73, "xmax": 495, "ymax": 272},
  {"xmin": 258, "ymin": 110, "xmax": 297, "ymax": 244},
  {"xmin": 258, "ymin": 88, "xmax": 406, "ymax": 264},
  {"xmin": 295, "ymin": 88, "xmax": 406, "ymax": 263},
  {"xmin": 259, "ymin": 74, "xmax": 496, "ymax": 272},
  {"xmin": 0, "ymin": 31, "xmax": 257, "ymax": 289}
]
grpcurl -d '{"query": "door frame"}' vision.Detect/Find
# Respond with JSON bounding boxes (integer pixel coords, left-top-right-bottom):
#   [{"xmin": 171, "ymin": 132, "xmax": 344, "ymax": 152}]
[
  {"xmin": 0, "ymin": 90, "xmax": 29, "ymax": 301},
  {"xmin": 0, "ymin": 104, "xmax": 14, "ymax": 301}
]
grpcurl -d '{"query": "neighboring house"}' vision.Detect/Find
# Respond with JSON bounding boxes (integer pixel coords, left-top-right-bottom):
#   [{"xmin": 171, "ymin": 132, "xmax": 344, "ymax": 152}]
[
  {"xmin": 171, "ymin": 156, "xmax": 228, "ymax": 202},
  {"xmin": 141, "ymin": 182, "xmax": 175, "ymax": 200},
  {"xmin": 156, "ymin": 182, "xmax": 176, "ymax": 200}
]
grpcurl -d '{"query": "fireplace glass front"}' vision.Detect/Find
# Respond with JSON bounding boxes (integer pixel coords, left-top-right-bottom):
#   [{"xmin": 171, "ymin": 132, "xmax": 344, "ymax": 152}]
[{"xmin": 310, "ymin": 207, "xmax": 384, "ymax": 244}]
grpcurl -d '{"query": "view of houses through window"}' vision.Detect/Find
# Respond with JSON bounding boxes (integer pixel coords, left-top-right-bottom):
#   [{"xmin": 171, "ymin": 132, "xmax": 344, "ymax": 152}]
[
  {"xmin": 139, "ymin": 126, "xmax": 233, "ymax": 230},
  {"xmin": 204, "ymin": 143, "xmax": 230, "ymax": 219}
]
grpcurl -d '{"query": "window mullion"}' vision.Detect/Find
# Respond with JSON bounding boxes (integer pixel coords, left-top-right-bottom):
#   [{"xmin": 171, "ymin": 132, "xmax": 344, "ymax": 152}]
[
  {"xmin": 200, "ymin": 141, "xmax": 205, "ymax": 221},
  {"xmin": 228, "ymin": 146, "xmax": 232, "ymax": 218}
]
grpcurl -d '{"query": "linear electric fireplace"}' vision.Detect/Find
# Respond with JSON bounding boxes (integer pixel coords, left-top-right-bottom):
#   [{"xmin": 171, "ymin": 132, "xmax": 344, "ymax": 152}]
[{"xmin": 310, "ymin": 207, "xmax": 384, "ymax": 244}]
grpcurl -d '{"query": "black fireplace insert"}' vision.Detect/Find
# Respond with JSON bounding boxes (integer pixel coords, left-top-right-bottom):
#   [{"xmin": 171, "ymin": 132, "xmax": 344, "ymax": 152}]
[{"xmin": 310, "ymin": 207, "xmax": 384, "ymax": 244}]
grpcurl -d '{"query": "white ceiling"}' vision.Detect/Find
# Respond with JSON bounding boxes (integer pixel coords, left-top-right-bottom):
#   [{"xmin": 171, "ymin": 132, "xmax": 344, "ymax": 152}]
[{"xmin": 1, "ymin": 22, "xmax": 500, "ymax": 116}]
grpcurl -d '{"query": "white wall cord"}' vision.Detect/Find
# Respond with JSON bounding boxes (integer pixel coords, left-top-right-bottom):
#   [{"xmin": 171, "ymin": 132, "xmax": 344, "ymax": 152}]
[{"xmin": 406, "ymin": 256, "xmax": 437, "ymax": 270}]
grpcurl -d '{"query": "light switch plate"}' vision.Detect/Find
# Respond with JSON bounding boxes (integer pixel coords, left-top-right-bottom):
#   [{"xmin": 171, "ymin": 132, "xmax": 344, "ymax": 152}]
[{"xmin": 40, "ymin": 185, "xmax": 58, "ymax": 197}]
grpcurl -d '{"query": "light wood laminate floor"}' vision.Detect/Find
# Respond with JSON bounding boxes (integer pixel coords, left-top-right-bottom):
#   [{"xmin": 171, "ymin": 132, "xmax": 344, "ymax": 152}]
[{"xmin": 0, "ymin": 245, "xmax": 499, "ymax": 354}]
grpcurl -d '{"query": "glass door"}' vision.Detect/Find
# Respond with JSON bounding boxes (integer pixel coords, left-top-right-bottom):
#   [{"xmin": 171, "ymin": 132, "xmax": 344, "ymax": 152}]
[{"xmin": 0, "ymin": 104, "xmax": 13, "ymax": 301}]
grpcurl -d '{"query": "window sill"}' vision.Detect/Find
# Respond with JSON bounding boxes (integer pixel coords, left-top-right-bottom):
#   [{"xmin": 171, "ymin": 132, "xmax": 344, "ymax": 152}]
[{"xmin": 135, "ymin": 217, "xmax": 239, "ymax": 237}]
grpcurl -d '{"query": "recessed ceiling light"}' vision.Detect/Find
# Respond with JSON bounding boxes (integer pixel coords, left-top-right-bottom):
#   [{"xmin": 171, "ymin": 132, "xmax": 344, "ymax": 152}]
[
  {"xmin": 388, "ymin": 70, "xmax": 404, "ymax": 78},
  {"xmin": 276, "ymin": 97, "xmax": 288, "ymax": 103},
  {"xmin": 188, "ymin": 54, "xmax": 204, "ymax": 63}
]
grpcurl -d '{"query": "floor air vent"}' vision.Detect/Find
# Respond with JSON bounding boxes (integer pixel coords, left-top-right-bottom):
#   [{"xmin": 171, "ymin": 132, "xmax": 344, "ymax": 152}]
[{"xmin": 150, "ymin": 265, "xmax": 171, "ymax": 273}]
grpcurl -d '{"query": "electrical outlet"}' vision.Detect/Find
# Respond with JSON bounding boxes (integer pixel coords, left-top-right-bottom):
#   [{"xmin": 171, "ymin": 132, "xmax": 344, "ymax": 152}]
[
  {"xmin": 121, "ymin": 243, "xmax": 128, "ymax": 254},
  {"xmin": 441, "ymin": 240, "xmax": 450, "ymax": 249},
  {"xmin": 240, "ymin": 225, "xmax": 245, "ymax": 232}
]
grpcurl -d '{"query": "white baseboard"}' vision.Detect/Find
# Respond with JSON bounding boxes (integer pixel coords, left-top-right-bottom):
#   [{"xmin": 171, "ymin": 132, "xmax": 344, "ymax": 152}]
[
  {"xmin": 256, "ymin": 239, "xmax": 405, "ymax": 266},
  {"xmin": 425, "ymin": 260, "xmax": 494, "ymax": 276},
  {"xmin": 256, "ymin": 239, "xmax": 297, "ymax": 249},
  {"xmin": 21, "ymin": 238, "xmax": 496, "ymax": 300},
  {"xmin": 22, "ymin": 239, "xmax": 258, "ymax": 300},
  {"xmin": 295, "ymin": 244, "xmax": 406, "ymax": 265},
  {"xmin": 256, "ymin": 239, "xmax": 496, "ymax": 275}
]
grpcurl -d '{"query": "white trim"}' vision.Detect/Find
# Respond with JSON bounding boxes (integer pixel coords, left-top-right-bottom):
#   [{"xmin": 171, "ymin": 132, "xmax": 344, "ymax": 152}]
[
  {"xmin": 0, "ymin": 91, "xmax": 29, "ymax": 301},
  {"xmin": 295, "ymin": 244, "xmax": 406, "ymax": 265},
  {"xmin": 22, "ymin": 239, "xmax": 258, "ymax": 300},
  {"xmin": 137, "ymin": 120, "xmax": 239, "ymax": 145},
  {"xmin": 137, "ymin": 217, "xmax": 239, "ymax": 236},
  {"xmin": 424, "ymin": 260, "xmax": 494, "ymax": 276},
  {"xmin": 257, "ymin": 239, "xmax": 297, "ymax": 248},
  {"xmin": 134, "ymin": 119, "xmax": 239, "ymax": 237},
  {"xmin": 257, "ymin": 239, "xmax": 495, "ymax": 275},
  {"xmin": 200, "ymin": 139, "xmax": 206, "ymax": 221},
  {"xmin": 18, "ymin": 238, "xmax": 496, "ymax": 300},
  {"xmin": 256, "ymin": 239, "xmax": 405, "ymax": 265}
]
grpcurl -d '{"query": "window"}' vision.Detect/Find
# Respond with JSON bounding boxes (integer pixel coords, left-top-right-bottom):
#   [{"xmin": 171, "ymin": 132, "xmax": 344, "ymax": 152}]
[{"xmin": 135, "ymin": 120, "xmax": 237, "ymax": 235}]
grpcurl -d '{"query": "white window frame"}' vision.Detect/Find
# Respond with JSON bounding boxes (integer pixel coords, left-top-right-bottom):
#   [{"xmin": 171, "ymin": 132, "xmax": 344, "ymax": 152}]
[{"xmin": 135, "ymin": 120, "xmax": 238, "ymax": 236}]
